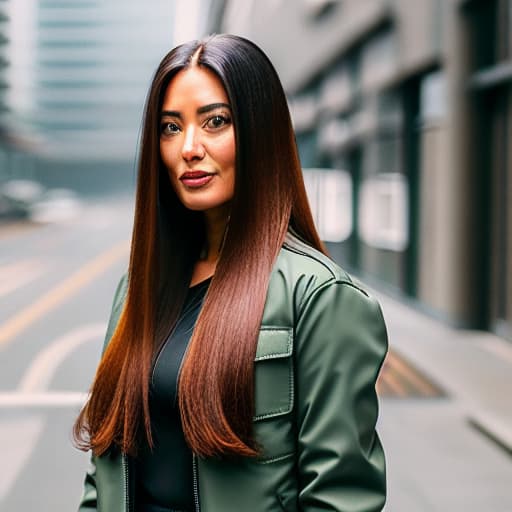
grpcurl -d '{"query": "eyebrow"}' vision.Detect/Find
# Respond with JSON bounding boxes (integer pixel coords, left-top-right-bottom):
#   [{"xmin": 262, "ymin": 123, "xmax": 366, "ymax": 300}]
[
  {"xmin": 161, "ymin": 102, "xmax": 231, "ymax": 118},
  {"xmin": 197, "ymin": 102, "xmax": 231, "ymax": 114}
]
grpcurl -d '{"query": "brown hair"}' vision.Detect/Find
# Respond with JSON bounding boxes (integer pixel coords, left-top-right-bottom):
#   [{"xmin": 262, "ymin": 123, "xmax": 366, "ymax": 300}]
[{"xmin": 74, "ymin": 34, "xmax": 324, "ymax": 458}]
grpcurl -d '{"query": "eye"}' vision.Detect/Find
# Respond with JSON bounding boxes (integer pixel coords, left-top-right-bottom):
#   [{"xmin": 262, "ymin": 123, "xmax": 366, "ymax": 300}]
[
  {"xmin": 160, "ymin": 121, "xmax": 180, "ymax": 136},
  {"xmin": 205, "ymin": 114, "xmax": 231, "ymax": 130}
]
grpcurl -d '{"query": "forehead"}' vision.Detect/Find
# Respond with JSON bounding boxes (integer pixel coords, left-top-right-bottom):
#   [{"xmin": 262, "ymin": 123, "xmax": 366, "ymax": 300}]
[{"xmin": 161, "ymin": 66, "xmax": 229, "ymax": 109}]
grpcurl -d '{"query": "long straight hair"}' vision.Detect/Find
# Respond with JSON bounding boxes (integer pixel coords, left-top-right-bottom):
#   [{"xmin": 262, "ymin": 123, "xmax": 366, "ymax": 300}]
[{"xmin": 74, "ymin": 34, "xmax": 324, "ymax": 458}]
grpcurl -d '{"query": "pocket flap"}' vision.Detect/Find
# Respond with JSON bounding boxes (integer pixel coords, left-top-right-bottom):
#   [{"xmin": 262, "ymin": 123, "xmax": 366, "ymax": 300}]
[
  {"xmin": 254, "ymin": 328, "xmax": 293, "ymax": 361},
  {"xmin": 254, "ymin": 328, "xmax": 294, "ymax": 420}
]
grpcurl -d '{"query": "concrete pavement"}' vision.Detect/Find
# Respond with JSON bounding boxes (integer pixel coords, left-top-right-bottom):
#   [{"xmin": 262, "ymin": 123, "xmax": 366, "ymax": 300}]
[
  {"xmin": 373, "ymin": 287, "xmax": 512, "ymax": 453},
  {"xmin": 370, "ymin": 286, "xmax": 512, "ymax": 511}
]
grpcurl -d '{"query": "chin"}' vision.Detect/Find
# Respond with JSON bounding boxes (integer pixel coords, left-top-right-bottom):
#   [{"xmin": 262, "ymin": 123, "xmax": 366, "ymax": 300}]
[
  {"xmin": 180, "ymin": 194, "xmax": 233, "ymax": 215},
  {"xmin": 180, "ymin": 197, "xmax": 227, "ymax": 212}
]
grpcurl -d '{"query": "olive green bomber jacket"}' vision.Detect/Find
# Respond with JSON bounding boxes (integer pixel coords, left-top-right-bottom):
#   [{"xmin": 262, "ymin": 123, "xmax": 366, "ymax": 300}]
[{"xmin": 77, "ymin": 233, "xmax": 388, "ymax": 512}]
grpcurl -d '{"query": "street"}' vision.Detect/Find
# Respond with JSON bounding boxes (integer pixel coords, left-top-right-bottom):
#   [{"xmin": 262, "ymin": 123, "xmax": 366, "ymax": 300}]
[
  {"xmin": 0, "ymin": 193, "xmax": 511, "ymax": 511},
  {"xmin": 0, "ymin": 195, "xmax": 132, "ymax": 510}
]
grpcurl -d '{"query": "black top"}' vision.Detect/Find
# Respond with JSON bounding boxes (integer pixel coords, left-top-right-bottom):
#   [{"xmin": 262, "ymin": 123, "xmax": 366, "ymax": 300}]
[{"xmin": 136, "ymin": 279, "xmax": 210, "ymax": 510}]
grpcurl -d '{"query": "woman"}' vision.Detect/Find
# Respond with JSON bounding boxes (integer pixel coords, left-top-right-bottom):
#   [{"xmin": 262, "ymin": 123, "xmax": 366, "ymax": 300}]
[{"xmin": 75, "ymin": 34, "xmax": 388, "ymax": 512}]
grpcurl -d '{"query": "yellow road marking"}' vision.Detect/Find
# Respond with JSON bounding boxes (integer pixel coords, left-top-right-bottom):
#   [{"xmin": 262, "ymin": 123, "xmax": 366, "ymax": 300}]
[
  {"xmin": 376, "ymin": 375, "xmax": 393, "ymax": 396},
  {"xmin": 0, "ymin": 221, "xmax": 38, "ymax": 241},
  {"xmin": 0, "ymin": 240, "xmax": 129, "ymax": 349},
  {"xmin": 380, "ymin": 366, "xmax": 408, "ymax": 397},
  {"xmin": 387, "ymin": 351, "xmax": 442, "ymax": 396}
]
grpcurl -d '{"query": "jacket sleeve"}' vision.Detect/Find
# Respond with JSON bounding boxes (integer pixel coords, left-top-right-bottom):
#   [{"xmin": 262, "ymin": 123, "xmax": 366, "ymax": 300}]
[
  {"xmin": 78, "ymin": 456, "xmax": 98, "ymax": 511},
  {"xmin": 77, "ymin": 273, "xmax": 128, "ymax": 511},
  {"xmin": 294, "ymin": 280, "xmax": 388, "ymax": 512}
]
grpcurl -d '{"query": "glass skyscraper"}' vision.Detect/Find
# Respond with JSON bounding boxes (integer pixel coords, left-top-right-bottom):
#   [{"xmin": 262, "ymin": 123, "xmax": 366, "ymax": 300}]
[{"xmin": 3, "ymin": 0, "xmax": 176, "ymax": 162}]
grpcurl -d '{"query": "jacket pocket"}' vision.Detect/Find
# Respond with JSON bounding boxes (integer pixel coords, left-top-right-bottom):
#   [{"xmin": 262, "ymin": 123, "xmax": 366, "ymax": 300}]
[
  {"xmin": 253, "ymin": 327, "xmax": 294, "ymax": 421},
  {"xmin": 253, "ymin": 327, "xmax": 296, "ymax": 461}
]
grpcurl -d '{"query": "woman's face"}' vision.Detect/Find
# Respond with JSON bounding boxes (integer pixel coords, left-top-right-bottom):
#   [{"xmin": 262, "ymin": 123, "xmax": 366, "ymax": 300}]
[{"xmin": 160, "ymin": 66, "xmax": 235, "ymax": 215}]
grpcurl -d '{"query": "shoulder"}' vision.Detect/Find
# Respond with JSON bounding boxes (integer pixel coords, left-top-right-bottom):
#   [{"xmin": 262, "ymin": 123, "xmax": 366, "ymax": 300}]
[
  {"xmin": 266, "ymin": 234, "xmax": 388, "ymax": 386},
  {"xmin": 277, "ymin": 232, "xmax": 371, "ymax": 299},
  {"xmin": 111, "ymin": 273, "xmax": 129, "ymax": 313},
  {"xmin": 280, "ymin": 233, "xmax": 351, "ymax": 283},
  {"xmin": 101, "ymin": 273, "xmax": 129, "ymax": 353},
  {"xmin": 264, "ymin": 232, "xmax": 376, "ymax": 325}
]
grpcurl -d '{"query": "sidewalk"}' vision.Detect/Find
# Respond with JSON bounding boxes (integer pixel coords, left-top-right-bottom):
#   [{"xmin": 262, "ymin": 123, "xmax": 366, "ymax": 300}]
[{"xmin": 372, "ymin": 286, "xmax": 512, "ymax": 454}]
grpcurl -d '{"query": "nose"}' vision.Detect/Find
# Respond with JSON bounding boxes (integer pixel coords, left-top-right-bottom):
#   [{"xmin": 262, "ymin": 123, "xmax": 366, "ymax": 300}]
[{"xmin": 181, "ymin": 125, "xmax": 205, "ymax": 162}]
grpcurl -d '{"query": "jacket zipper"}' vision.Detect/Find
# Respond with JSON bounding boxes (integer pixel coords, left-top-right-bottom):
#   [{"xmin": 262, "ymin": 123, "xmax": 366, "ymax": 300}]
[
  {"xmin": 192, "ymin": 454, "xmax": 201, "ymax": 511},
  {"xmin": 122, "ymin": 453, "xmax": 131, "ymax": 512},
  {"xmin": 180, "ymin": 288, "xmax": 206, "ymax": 512}
]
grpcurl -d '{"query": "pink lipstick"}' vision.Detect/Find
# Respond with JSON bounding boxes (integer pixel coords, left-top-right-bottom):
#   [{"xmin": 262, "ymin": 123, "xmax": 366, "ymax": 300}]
[{"xmin": 180, "ymin": 170, "xmax": 214, "ymax": 188}]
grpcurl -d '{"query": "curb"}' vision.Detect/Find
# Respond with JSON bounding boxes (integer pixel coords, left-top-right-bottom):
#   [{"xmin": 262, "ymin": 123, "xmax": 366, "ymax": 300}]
[{"xmin": 468, "ymin": 410, "xmax": 512, "ymax": 456}]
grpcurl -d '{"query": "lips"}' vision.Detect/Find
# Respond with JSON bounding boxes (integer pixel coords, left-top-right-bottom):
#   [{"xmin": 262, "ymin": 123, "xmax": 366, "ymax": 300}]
[{"xmin": 179, "ymin": 170, "xmax": 215, "ymax": 188}]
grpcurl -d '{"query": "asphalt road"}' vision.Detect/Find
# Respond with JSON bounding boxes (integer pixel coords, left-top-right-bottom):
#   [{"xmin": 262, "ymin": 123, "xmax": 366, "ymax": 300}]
[
  {"xmin": 1, "ymin": 193, "xmax": 511, "ymax": 511},
  {"xmin": 0, "ymin": 194, "xmax": 133, "ymax": 510}
]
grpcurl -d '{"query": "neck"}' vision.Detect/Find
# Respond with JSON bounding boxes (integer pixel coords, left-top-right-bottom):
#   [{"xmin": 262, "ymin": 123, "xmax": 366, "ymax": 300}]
[{"xmin": 202, "ymin": 204, "xmax": 230, "ymax": 262}]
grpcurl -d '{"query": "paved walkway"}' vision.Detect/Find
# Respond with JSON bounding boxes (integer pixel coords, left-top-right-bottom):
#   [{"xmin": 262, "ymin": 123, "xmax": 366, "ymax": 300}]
[
  {"xmin": 373, "ymin": 288, "xmax": 512, "ymax": 453},
  {"xmin": 370, "ymin": 287, "xmax": 512, "ymax": 511}
]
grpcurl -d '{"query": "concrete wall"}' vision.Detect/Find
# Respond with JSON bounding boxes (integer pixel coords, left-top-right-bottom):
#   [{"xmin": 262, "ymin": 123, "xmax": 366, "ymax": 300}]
[
  {"xmin": 220, "ymin": 0, "xmax": 445, "ymax": 92},
  {"xmin": 221, "ymin": 0, "xmax": 390, "ymax": 91},
  {"xmin": 213, "ymin": 0, "xmax": 494, "ymax": 328}
]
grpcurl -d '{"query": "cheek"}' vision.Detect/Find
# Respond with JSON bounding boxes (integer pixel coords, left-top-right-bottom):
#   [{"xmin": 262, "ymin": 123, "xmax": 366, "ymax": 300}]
[
  {"xmin": 160, "ymin": 143, "xmax": 179, "ymax": 176},
  {"xmin": 225, "ymin": 140, "xmax": 236, "ymax": 168},
  {"xmin": 212, "ymin": 131, "xmax": 236, "ymax": 168},
  {"xmin": 160, "ymin": 144, "xmax": 181, "ymax": 194},
  {"xmin": 159, "ymin": 142, "xmax": 168, "ymax": 166}
]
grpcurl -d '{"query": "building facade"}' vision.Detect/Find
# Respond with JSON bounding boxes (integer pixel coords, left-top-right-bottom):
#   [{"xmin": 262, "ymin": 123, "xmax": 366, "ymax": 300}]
[
  {"xmin": 209, "ymin": 0, "xmax": 512, "ymax": 339},
  {"xmin": 4, "ymin": 0, "xmax": 177, "ymax": 162},
  {"xmin": 0, "ymin": 0, "xmax": 180, "ymax": 192}
]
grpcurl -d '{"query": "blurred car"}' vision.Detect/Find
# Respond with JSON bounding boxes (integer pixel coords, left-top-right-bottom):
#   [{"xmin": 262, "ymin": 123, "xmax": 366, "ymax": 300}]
[
  {"xmin": 0, "ymin": 179, "xmax": 45, "ymax": 219},
  {"xmin": 28, "ymin": 188, "xmax": 82, "ymax": 224}
]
